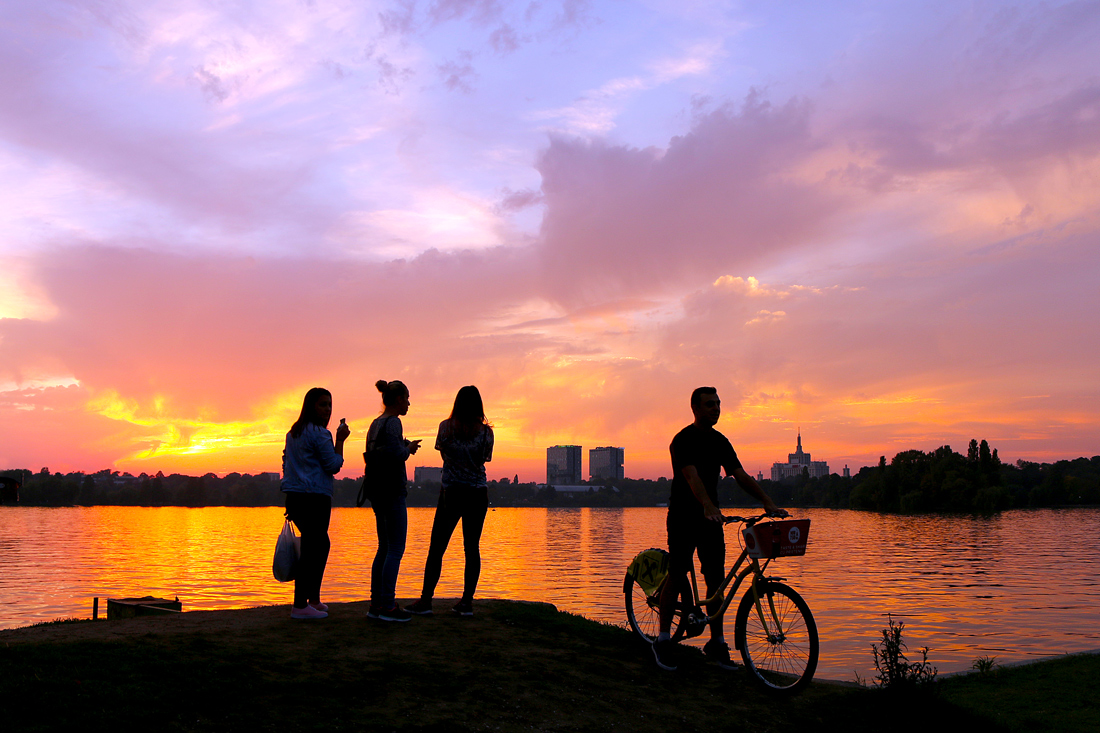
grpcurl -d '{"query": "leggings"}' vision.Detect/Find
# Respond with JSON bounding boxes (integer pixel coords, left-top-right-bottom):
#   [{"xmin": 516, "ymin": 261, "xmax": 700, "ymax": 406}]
[
  {"xmin": 421, "ymin": 484, "xmax": 489, "ymax": 601},
  {"xmin": 284, "ymin": 491, "xmax": 332, "ymax": 608},
  {"xmin": 370, "ymin": 493, "xmax": 408, "ymax": 609}
]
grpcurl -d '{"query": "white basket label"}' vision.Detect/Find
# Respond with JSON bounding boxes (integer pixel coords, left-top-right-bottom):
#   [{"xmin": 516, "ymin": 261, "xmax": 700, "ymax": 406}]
[{"xmin": 788, "ymin": 526, "xmax": 801, "ymax": 544}]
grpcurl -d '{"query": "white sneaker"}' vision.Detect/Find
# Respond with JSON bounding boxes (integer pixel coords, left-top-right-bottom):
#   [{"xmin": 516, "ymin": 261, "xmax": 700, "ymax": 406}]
[{"xmin": 291, "ymin": 605, "xmax": 328, "ymax": 619}]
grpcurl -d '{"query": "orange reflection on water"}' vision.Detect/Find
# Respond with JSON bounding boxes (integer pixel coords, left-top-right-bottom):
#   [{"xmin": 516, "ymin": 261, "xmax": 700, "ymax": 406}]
[{"xmin": 3, "ymin": 506, "xmax": 1099, "ymax": 682}]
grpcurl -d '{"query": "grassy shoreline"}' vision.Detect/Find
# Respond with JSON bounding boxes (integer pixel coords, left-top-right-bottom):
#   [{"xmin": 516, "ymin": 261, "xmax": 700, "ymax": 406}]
[{"xmin": 2, "ymin": 600, "xmax": 1096, "ymax": 732}]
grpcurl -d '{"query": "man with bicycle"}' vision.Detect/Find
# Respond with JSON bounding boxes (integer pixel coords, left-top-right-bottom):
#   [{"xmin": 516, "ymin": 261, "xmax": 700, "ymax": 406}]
[{"xmin": 653, "ymin": 386, "xmax": 783, "ymax": 671}]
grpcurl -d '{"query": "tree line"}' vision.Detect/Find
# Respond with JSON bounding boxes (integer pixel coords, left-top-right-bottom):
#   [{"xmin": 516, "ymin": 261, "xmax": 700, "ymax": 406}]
[
  {"xmin": 755, "ymin": 440, "xmax": 1100, "ymax": 513},
  {"xmin": 3, "ymin": 440, "xmax": 1098, "ymax": 513}
]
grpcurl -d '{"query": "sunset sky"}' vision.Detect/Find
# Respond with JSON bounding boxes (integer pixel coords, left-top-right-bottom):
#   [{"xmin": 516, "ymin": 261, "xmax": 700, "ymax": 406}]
[{"xmin": 1, "ymin": 0, "xmax": 1098, "ymax": 482}]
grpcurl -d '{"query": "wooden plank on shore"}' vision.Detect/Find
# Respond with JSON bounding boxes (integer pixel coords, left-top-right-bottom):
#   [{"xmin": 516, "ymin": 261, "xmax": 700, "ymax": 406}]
[{"xmin": 106, "ymin": 596, "xmax": 182, "ymax": 620}]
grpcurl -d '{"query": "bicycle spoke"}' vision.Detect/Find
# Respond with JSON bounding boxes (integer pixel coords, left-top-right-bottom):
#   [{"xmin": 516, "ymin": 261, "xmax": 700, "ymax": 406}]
[{"xmin": 736, "ymin": 582, "xmax": 818, "ymax": 692}]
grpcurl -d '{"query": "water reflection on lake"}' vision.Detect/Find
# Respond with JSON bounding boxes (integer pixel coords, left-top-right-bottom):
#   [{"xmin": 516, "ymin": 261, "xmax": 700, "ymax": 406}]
[{"xmin": 1, "ymin": 506, "xmax": 1097, "ymax": 681}]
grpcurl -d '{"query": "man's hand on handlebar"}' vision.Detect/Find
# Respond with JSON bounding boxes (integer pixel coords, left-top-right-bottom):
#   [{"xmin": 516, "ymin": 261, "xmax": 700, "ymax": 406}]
[{"xmin": 762, "ymin": 498, "xmax": 786, "ymax": 517}]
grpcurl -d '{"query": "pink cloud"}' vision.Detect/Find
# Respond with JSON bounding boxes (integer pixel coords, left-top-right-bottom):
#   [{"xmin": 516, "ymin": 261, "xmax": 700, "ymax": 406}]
[
  {"xmin": 2, "ymin": 1, "xmax": 1099, "ymax": 479},
  {"xmin": 535, "ymin": 94, "xmax": 840, "ymax": 306}
]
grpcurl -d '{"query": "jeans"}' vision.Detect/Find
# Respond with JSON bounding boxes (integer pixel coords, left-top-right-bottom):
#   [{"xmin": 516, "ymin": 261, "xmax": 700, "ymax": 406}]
[
  {"xmin": 370, "ymin": 493, "xmax": 408, "ymax": 609},
  {"xmin": 421, "ymin": 483, "xmax": 489, "ymax": 601},
  {"xmin": 284, "ymin": 491, "xmax": 332, "ymax": 609}
]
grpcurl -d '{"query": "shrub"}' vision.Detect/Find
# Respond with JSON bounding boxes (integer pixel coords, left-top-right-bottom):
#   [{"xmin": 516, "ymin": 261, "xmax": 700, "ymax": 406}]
[
  {"xmin": 971, "ymin": 655, "xmax": 998, "ymax": 674},
  {"xmin": 871, "ymin": 615, "xmax": 938, "ymax": 689}
]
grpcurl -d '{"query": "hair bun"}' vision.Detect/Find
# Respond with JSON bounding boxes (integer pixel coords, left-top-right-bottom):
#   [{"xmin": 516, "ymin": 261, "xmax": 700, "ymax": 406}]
[{"xmin": 375, "ymin": 379, "xmax": 388, "ymax": 392}]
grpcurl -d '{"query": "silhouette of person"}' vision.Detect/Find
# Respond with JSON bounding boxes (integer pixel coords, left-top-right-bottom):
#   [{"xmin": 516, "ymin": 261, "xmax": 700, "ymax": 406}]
[
  {"xmin": 365, "ymin": 379, "xmax": 421, "ymax": 622},
  {"xmin": 281, "ymin": 387, "xmax": 350, "ymax": 619},
  {"xmin": 651, "ymin": 387, "xmax": 783, "ymax": 670},
  {"xmin": 407, "ymin": 386, "xmax": 494, "ymax": 617}
]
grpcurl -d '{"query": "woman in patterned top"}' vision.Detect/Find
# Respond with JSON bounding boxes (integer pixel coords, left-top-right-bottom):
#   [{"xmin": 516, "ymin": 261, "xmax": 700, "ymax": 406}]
[{"xmin": 407, "ymin": 385, "xmax": 494, "ymax": 617}]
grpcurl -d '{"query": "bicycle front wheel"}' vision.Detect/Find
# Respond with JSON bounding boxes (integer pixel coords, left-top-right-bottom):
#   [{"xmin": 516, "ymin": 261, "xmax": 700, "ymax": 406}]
[
  {"xmin": 624, "ymin": 574, "xmax": 687, "ymax": 643},
  {"xmin": 734, "ymin": 581, "xmax": 818, "ymax": 692}
]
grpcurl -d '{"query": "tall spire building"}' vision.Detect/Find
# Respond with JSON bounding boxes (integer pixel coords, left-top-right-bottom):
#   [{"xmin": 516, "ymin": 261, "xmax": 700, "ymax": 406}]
[{"xmin": 771, "ymin": 430, "xmax": 830, "ymax": 481}]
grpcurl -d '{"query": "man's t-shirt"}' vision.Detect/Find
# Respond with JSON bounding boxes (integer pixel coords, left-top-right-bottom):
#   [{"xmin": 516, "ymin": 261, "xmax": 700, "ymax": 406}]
[{"xmin": 668, "ymin": 424, "xmax": 743, "ymax": 516}]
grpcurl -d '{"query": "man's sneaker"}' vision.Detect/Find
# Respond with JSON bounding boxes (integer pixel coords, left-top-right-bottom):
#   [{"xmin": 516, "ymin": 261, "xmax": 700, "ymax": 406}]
[
  {"xmin": 291, "ymin": 605, "xmax": 327, "ymax": 620},
  {"xmin": 703, "ymin": 639, "xmax": 738, "ymax": 670},
  {"xmin": 366, "ymin": 605, "xmax": 381, "ymax": 619},
  {"xmin": 451, "ymin": 599, "xmax": 474, "ymax": 617},
  {"xmin": 407, "ymin": 598, "xmax": 434, "ymax": 615},
  {"xmin": 651, "ymin": 639, "xmax": 678, "ymax": 671},
  {"xmin": 376, "ymin": 605, "xmax": 412, "ymax": 622}
]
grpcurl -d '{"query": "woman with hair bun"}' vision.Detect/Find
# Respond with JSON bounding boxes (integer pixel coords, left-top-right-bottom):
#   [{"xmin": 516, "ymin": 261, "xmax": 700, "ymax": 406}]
[
  {"xmin": 281, "ymin": 387, "xmax": 350, "ymax": 619},
  {"xmin": 406, "ymin": 385, "xmax": 493, "ymax": 617},
  {"xmin": 364, "ymin": 379, "xmax": 421, "ymax": 622}
]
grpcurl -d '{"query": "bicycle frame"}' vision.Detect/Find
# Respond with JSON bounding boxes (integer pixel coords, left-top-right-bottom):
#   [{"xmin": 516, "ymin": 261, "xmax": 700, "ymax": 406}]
[
  {"xmin": 682, "ymin": 545, "xmax": 771, "ymax": 619},
  {"xmin": 671, "ymin": 518, "xmax": 787, "ymax": 639}
]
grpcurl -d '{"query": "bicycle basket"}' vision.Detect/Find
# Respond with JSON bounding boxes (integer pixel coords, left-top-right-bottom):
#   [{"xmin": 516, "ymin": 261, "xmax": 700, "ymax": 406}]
[{"xmin": 742, "ymin": 519, "xmax": 810, "ymax": 559}]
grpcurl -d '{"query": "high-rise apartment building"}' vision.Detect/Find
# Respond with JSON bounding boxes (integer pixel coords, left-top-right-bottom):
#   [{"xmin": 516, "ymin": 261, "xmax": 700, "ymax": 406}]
[
  {"xmin": 589, "ymin": 446, "xmax": 625, "ymax": 481},
  {"xmin": 413, "ymin": 466, "xmax": 443, "ymax": 484},
  {"xmin": 546, "ymin": 445, "xmax": 582, "ymax": 485}
]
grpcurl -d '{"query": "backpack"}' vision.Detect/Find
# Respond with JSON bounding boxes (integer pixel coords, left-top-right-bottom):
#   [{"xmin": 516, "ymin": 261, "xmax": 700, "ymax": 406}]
[{"xmin": 356, "ymin": 416, "xmax": 401, "ymax": 507}]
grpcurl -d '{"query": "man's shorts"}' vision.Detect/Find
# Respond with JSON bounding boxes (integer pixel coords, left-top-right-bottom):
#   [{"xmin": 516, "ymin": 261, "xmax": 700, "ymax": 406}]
[{"xmin": 666, "ymin": 509, "xmax": 725, "ymax": 586}]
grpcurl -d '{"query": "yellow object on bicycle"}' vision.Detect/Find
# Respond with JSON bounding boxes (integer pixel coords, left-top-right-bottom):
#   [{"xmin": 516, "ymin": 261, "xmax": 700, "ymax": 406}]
[{"xmin": 626, "ymin": 548, "xmax": 670, "ymax": 597}]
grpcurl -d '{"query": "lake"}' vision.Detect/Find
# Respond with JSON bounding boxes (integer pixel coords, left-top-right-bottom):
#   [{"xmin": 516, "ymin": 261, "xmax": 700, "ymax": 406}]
[{"xmin": 1, "ymin": 505, "xmax": 1097, "ymax": 681}]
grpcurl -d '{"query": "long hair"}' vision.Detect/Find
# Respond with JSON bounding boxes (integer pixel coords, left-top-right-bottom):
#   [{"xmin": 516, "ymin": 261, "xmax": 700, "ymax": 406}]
[
  {"xmin": 376, "ymin": 379, "xmax": 409, "ymax": 408},
  {"xmin": 290, "ymin": 387, "xmax": 332, "ymax": 438},
  {"xmin": 447, "ymin": 385, "xmax": 489, "ymax": 439}
]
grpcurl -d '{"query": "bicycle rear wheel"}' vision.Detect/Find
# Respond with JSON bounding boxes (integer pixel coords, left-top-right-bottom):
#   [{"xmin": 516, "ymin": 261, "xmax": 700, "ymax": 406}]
[
  {"xmin": 734, "ymin": 581, "xmax": 818, "ymax": 692},
  {"xmin": 624, "ymin": 574, "xmax": 687, "ymax": 643}
]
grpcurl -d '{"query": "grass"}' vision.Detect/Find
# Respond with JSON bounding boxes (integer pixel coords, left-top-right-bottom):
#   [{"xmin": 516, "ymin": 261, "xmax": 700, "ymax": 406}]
[
  {"xmin": 1, "ymin": 600, "xmax": 1096, "ymax": 732},
  {"xmin": 938, "ymin": 654, "xmax": 1099, "ymax": 733}
]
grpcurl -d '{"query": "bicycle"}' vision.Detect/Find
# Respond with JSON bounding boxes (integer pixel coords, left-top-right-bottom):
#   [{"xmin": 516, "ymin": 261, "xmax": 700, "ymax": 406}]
[{"xmin": 624, "ymin": 511, "xmax": 819, "ymax": 692}]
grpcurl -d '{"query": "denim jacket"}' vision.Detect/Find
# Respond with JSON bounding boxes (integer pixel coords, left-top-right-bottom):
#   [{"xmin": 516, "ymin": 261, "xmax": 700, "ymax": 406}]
[{"xmin": 281, "ymin": 423, "xmax": 343, "ymax": 496}]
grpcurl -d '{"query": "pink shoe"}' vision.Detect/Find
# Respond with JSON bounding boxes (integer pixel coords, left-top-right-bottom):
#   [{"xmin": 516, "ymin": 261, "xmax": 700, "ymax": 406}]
[
  {"xmin": 291, "ymin": 605, "xmax": 328, "ymax": 619},
  {"xmin": 309, "ymin": 602, "xmax": 329, "ymax": 612}
]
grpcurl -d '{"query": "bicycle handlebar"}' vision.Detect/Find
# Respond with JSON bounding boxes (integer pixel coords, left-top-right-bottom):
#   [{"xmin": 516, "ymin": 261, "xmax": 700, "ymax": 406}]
[{"xmin": 722, "ymin": 509, "xmax": 790, "ymax": 525}]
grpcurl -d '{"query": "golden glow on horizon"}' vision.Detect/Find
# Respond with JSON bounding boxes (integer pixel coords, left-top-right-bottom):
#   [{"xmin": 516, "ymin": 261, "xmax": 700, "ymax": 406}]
[
  {"xmin": 87, "ymin": 388, "xmax": 298, "ymax": 474},
  {"xmin": 73, "ymin": 362, "xmax": 1097, "ymax": 479}
]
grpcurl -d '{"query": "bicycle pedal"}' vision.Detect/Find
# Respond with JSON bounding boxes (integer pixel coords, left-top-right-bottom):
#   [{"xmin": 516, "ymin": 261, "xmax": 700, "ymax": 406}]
[{"xmin": 683, "ymin": 612, "xmax": 710, "ymax": 638}]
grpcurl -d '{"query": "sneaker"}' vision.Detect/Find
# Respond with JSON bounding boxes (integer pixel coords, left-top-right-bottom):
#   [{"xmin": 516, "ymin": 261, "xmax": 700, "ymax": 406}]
[
  {"xmin": 451, "ymin": 599, "xmax": 474, "ymax": 617},
  {"xmin": 703, "ymin": 639, "xmax": 738, "ymax": 670},
  {"xmin": 366, "ymin": 605, "xmax": 381, "ymax": 619},
  {"xmin": 406, "ymin": 598, "xmax": 434, "ymax": 615},
  {"xmin": 376, "ymin": 605, "xmax": 412, "ymax": 622},
  {"xmin": 291, "ymin": 605, "xmax": 327, "ymax": 620},
  {"xmin": 309, "ymin": 602, "xmax": 329, "ymax": 612},
  {"xmin": 651, "ymin": 639, "xmax": 678, "ymax": 671}
]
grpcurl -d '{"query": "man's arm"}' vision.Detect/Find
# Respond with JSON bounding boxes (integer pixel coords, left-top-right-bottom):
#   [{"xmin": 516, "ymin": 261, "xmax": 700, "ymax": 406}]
[
  {"xmin": 730, "ymin": 466, "xmax": 782, "ymax": 514},
  {"xmin": 682, "ymin": 465, "xmax": 723, "ymax": 522}
]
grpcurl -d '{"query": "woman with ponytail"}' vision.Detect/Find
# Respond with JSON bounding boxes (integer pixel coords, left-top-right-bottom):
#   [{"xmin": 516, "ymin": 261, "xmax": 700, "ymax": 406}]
[{"xmin": 364, "ymin": 379, "xmax": 420, "ymax": 622}]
